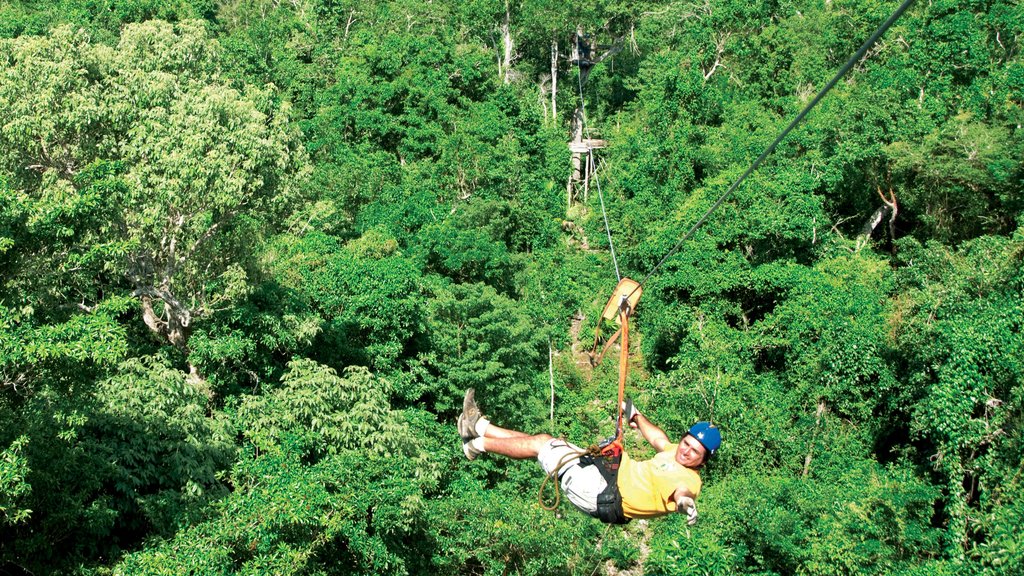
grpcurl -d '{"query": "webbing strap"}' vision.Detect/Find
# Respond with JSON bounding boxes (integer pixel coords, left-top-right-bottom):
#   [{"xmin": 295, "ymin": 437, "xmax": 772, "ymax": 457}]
[
  {"xmin": 589, "ymin": 326, "xmax": 621, "ymax": 367},
  {"xmin": 602, "ymin": 306, "xmax": 629, "ymax": 457},
  {"xmin": 587, "ymin": 279, "xmax": 637, "ymax": 457}
]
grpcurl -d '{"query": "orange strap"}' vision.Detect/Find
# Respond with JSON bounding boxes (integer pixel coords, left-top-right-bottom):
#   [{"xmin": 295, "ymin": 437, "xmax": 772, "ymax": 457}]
[
  {"xmin": 589, "ymin": 278, "xmax": 641, "ymax": 457},
  {"xmin": 601, "ymin": 306, "xmax": 630, "ymax": 457},
  {"xmin": 588, "ymin": 326, "xmax": 621, "ymax": 367}
]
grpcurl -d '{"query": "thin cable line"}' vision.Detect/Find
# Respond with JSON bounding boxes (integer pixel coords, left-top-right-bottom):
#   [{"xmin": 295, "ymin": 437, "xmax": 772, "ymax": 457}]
[
  {"xmin": 575, "ymin": 45, "xmax": 620, "ymax": 281},
  {"xmin": 593, "ymin": 153, "xmax": 621, "ymax": 281},
  {"xmin": 630, "ymin": 0, "xmax": 917, "ymax": 296}
]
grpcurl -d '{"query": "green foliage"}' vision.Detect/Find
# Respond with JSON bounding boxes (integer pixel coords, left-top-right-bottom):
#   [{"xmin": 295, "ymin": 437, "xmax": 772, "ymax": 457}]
[
  {"xmin": 602, "ymin": 525, "xmax": 642, "ymax": 568},
  {"xmin": 237, "ymin": 359, "xmax": 410, "ymax": 457},
  {"xmin": 891, "ymin": 234, "xmax": 1024, "ymax": 556},
  {"xmin": 215, "ymin": 0, "xmax": 321, "ymax": 110},
  {"xmin": 264, "ymin": 231, "xmax": 424, "ymax": 377},
  {"xmin": 0, "ymin": 0, "xmax": 211, "ymax": 42},
  {"xmin": 413, "ymin": 281, "xmax": 547, "ymax": 418},
  {"xmin": 85, "ymin": 356, "xmax": 235, "ymax": 532},
  {"xmin": 418, "ymin": 213, "xmax": 517, "ymax": 290},
  {"xmin": 1, "ymin": 0, "xmax": 1022, "ymax": 574},
  {"xmin": 115, "ymin": 443, "xmax": 430, "ymax": 576},
  {"xmin": 116, "ymin": 358, "xmax": 438, "ymax": 576},
  {"xmin": 977, "ymin": 470, "xmax": 1024, "ymax": 575},
  {"xmin": 0, "ymin": 20, "xmax": 309, "ymax": 357},
  {"xmin": 0, "ymin": 301, "xmax": 129, "ymax": 387},
  {"xmin": 888, "ymin": 113, "xmax": 1021, "ymax": 241},
  {"xmin": 0, "ymin": 160, "xmax": 131, "ymax": 391},
  {"xmin": 425, "ymin": 473, "xmax": 604, "ymax": 576},
  {"xmin": 759, "ymin": 254, "xmax": 898, "ymax": 422},
  {"xmin": 0, "ymin": 355, "xmax": 233, "ymax": 573},
  {"xmin": 0, "ymin": 436, "xmax": 31, "ymax": 526},
  {"xmin": 646, "ymin": 458, "xmax": 942, "ymax": 576}
]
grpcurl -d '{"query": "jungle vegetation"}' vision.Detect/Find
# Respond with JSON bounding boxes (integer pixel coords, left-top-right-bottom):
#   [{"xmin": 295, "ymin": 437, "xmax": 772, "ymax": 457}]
[{"xmin": 0, "ymin": 0, "xmax": 1021, "ymax": 574}]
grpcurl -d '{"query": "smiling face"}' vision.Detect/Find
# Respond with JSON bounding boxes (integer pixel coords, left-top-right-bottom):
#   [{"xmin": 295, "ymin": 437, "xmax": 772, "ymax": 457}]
[{"xmin": 675, "ymin": 434, "xmax": 708, "ymax": 468}]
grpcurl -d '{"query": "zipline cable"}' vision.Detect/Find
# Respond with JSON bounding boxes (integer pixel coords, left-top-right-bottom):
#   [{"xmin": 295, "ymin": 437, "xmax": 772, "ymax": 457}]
[
  {"xmin": 593, "ymin": 156, "xmax": 621, "ymax": 282},
  {"xmin": 575, "ymin": 48, "xmax": 621, "ymax": 282},
  {"xmin": 628, "ymin": 0, "xmax": 917, "ymax": 297}
]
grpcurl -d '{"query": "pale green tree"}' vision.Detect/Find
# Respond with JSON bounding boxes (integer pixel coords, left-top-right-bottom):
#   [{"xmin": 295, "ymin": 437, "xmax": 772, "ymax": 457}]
[{"xmin": 0, "ymin": 21, "xmax": 308, "ymax": 375}]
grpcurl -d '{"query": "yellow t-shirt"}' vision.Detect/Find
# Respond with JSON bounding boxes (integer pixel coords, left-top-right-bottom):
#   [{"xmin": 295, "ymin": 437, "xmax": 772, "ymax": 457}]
[{"xmin": 617, "ymin": 446, "xmax": 702, "ymax": 519}]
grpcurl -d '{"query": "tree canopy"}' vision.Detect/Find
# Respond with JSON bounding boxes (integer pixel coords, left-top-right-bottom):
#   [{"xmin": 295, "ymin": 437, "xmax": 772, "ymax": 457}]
[{"xmin": 1, "ymin": 0, "xmax": 1021, "ymax": 574}]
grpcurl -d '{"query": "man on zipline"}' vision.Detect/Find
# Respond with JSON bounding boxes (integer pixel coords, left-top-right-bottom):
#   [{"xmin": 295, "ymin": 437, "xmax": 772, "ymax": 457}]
[{"xmin": 457, "ymin": 388, "xmax": 720, "ymax": 524}]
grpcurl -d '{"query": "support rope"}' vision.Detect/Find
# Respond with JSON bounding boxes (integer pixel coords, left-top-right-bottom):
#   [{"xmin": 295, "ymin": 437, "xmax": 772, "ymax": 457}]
[{"xmin": 594, "ymin": 154, "xmax": 621, "ymax": 282}]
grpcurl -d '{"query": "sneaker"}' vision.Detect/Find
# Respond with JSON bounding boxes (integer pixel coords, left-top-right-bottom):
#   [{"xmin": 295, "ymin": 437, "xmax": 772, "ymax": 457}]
[
  {"xmin": 461, "ymin": 388, "xmax": 483, "ymax": 437},
  {"xmin": 463, "ymin": 439, "xmax": 484, "ymax": 461},
  {"xmin": 457, "ymin": 412, "xmax": 475, "ymax": 441}
]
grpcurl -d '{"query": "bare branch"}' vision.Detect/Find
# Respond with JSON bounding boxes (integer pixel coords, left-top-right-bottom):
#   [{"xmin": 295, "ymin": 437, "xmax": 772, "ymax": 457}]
[
  {"xmin": 830, "ymin": 214, "xmax": 859, "ymax": 236},
  {"xmin": 3, "ymin": 370, "xmax": 31, "ymax": 394},
  {"xmin": 878, "ymin": 185, "xmax": 899, "ymax": 243},
  {"xmin": 344, "ymin": 9, "xmax": 356, "ymax": 40},
  {"xmin": 803, "ymin": 399, "xmax": 828, "ymax": 478},
  {"xmin": 703, "ymin": 32, "xmax": 731, "ymax": 81}
]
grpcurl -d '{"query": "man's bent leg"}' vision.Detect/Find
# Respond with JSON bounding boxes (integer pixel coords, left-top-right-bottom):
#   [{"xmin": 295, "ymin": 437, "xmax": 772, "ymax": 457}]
[
  {"xmin": 482, "ymin": 422, "xmax": 531, "ymax": 439},
  {"xmin": 481, "ymin": 433, "xmax": 554, "ymax": 459}
]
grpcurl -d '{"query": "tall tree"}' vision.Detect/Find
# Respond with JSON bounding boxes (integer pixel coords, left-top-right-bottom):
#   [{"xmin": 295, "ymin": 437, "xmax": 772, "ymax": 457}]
[{"xmin": 0, "ymin": 21, "xmax": 308, "ymax": 376}]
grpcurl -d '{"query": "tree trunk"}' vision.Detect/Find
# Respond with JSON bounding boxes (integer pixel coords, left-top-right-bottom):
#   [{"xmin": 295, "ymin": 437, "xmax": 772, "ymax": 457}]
[
  {"xmin": 803, "ymin": 399, "xmax": 827, "ymax": 478},
  {"xmin": 855, "ymin": 187, "xmax": 899, "ymax": 251},
  {"xmin": 140, "ymin": 294, "xmax": 192, "ymax": 351},
  {"xmin": 550, "ymin": 40, "xmax": 558, "ymax": 120},
  {"xmin": 549, "ymin": 341, "xmax": 555, "ymax": 428},
  {"xmin": 499, "ymin": 2, "xmax": 515, "ymax": 84},
  {"xmin": 856, "ymin": 205, "xmax": 892, "ymax": 251}
]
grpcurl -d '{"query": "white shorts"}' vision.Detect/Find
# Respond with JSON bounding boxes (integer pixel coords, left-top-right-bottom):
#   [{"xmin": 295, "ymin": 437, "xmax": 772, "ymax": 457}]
[{"xmin": 536, "ymin": 439, "xmax": 607, "ymax": 516}]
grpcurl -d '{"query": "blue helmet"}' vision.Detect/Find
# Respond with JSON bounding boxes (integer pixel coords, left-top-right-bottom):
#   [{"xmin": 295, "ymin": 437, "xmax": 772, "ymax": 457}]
[{"xmin": 688, "ymin": 421, "xmax": 721, "ymax": 457}]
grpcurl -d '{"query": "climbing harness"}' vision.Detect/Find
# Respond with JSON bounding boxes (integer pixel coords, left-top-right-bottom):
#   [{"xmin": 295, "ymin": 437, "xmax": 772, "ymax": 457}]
[
  {"xmin": 537, "ymin": 439, "xmax": 630, "ymax": 525},
  {"xmin": 583, "ymin": 448, "xmax": 630, "ymax": 524}
]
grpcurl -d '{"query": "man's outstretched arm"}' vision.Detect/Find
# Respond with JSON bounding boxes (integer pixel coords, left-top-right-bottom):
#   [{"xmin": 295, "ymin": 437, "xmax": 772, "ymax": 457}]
[
  {"xmin": 671, "ymin": 486, "xmax": 699, "ymax": 525},
  {"xmin": 624, "ymin": 400, "xmax": 672, "ymax": 452}
]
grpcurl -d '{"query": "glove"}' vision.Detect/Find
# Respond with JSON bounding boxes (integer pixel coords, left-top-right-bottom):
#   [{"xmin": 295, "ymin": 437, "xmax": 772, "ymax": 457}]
[
  {"xmin": 622, "ymin": 397, "xmax": 641, "ymax": 428},
  {"xmin": 676, "ymin": 495, "xmax": 698, "ymax": 526}
]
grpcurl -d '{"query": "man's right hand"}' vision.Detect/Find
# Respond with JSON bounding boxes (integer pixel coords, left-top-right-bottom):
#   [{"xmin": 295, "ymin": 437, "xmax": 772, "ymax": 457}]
[
  {"xmin": 676, "ymin": 495, "xmax": 698, "ymax": 525},
  {"xmin": 623, "ymin": 398, "xmax": 641, "ymax": 428}
]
